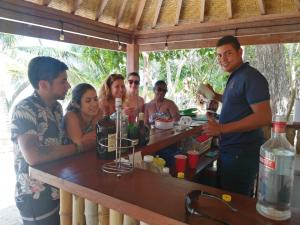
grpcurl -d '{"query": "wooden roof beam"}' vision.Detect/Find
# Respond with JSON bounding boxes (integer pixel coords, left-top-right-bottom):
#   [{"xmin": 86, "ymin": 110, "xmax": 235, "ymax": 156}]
[
  {"xmin": 174, "ymin": 0, "xmax": 183, "ymax": 26},
  {"xmin": 71, "ymin": 0, "xmax": 83, "ymax": 14},
  {"xmin": 95, "ymin": 0, "xmax": 109, "ymax": 21},
  {"xmin": 41, "ymin": 0, "xmax": 52, "ymax": 6},
  {"xmin": 257, "ymin": 0, "xmax": 266, "ymax": 15},
  {"xmin": 115, "ymin": 0, "xmax": 128, "ymax": 27},
  {"xmin": 226, "ymin": 0, "xmax": 232, "ymax": 19},
  {"xmin": 152, "ymin": 0, "xmax": 163, "ymax": 28},
  {"xmin": 295, "ymin": 0, "xmax": 300, "ymax": 10},
  {"xmin": 133, "ymin": 0, "xmax": 146, "ymax": 30},
  {"xmin": 200, "ymin": 0, "xmax": 206, "ymax": 22},
  {"xmin": 0, "ymin": 0, "xmax": 132, "ymax": 43}
]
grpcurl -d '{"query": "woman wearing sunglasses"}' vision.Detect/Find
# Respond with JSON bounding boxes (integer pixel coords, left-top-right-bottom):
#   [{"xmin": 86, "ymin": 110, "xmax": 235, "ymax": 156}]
[
  {"xmin": 144, "ymin": 80, "xmax": 180, "ymax": 125},
  {"xmin": 123, "ymin": 72, "xmax": 145, "ymax": 123}
]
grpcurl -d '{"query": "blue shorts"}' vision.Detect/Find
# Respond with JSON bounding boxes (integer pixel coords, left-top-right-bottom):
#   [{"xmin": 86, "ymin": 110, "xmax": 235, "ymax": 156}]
[
  {"xmin": 16, "ymin": 195, "xmax": 60, "ymax": 225},
  {"xmin": 218, "ymin": 145, "xmax": 260, "ymax": 196}
]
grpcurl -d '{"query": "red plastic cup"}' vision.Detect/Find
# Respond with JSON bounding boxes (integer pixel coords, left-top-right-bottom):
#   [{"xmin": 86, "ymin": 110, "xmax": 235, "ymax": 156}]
[
  {"xmin": 187, "ymin": 150, "xmax": 200, "ymax": 169},
  {"xmin": 174, "ymin": 154, "xmax": 187, "ymax": 172}
]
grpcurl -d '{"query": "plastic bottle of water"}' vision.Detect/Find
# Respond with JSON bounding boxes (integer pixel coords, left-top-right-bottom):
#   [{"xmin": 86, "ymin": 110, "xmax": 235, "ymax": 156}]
[{"xmin": 256, "ymin": 116, "xmax": 295, "ymax": 220}]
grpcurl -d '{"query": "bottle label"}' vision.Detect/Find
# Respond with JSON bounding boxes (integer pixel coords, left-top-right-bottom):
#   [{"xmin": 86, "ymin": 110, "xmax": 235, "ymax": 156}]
[
  {"xmin": 273, "ymin": 121, "xmax": 286, "ymax": 133},
  {"xmin": 260, "ymin": 154, "xmax": 276, "ymax": 170},
  {"xmin": 107, "ymin": 134, "xmax": 116, "ymax": 152}
]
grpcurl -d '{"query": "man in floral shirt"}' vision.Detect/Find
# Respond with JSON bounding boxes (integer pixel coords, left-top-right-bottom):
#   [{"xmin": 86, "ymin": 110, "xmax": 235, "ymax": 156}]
[{"xmin": 11, "ymin": 56, "xmax": 88, "ymax": 225}]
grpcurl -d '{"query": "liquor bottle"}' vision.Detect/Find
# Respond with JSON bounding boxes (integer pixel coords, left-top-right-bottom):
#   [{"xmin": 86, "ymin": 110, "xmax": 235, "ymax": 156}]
[
  {"xmin": 127, "ymin": 122, "xmax": 139, "ymax": 145},
  {"xmin": 137, "ymin": 112, "xmax": 150, "ymax": 146},
  {"xmin": 256, "ymin": 116, "xmax": 295, "ymax": 220},
  {"xmin": 96, "ymin": 115, "xmax": 116, "ymax": 160}
]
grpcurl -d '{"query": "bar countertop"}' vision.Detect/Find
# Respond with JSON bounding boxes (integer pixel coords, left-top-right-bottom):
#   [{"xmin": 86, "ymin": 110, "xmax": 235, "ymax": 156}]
[{"xmin": 30, "ymin": 151, "xmax": 300, "ymax": 225}]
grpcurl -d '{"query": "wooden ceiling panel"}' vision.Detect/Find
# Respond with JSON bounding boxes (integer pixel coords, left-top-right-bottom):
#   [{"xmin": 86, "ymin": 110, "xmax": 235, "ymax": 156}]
[
  {"xmin": 180, "ymin": 0, "xmax": 201, "ymax": 23},
  {"xmin": 74, "ymin": 0, "xmax": 98, "ymax": 20},
  {"xmin": 47, "ymin": 0, "xmax": 73, "ymax": 13},
  {"xmin": 205, "ymin": 0, "xmax": 228, "ymax": 22},
  {"xmin": 156, "ymin": 0, "xmax": 177, "ymax": 28},
  {"xmin": 138, "ymin": 0, "xmax": 158, "ymax": 30},
  {"xmin": 264, "ymin": 0, "xmax": 297, "ymax": 14},
  {"xmin": 233, "ymin": 0, "xmax": 261, "ymax": 18},
  {"xmin": 99, "ymin": 0, "xmax": 122, "ymax": 26},
  {"xmin": 119, "ymin": 0, "xmax": 140, "ymax": 30},
  {"xmin": 2, "ymin": 0, "xmax": 300, "ymax": 52}
]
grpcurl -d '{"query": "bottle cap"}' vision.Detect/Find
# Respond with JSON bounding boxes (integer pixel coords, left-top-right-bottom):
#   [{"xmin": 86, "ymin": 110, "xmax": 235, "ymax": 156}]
[
  {"xmin": 143, "ymin": 155, "xmax": 154, "ymax": 163},
  {"xmin": 222, "ymin": 194, "xmax": 231, "ymax": 202},
  {"xmin": 162, "ymin": 167, "xmax": 170, "ymax": 174},
  {"xmin": 177, "ymin": 172, "xmax": 185, "ymax": 179}
]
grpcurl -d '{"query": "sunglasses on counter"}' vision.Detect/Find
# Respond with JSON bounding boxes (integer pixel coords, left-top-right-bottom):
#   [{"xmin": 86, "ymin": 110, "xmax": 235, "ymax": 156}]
[
  {"xmin": 156, "ymin": 87, "xmax": 168, "ymax": 93},
  {"xmin": 128, "ymin": 80, "xmax": 140, "ymax": 85}
]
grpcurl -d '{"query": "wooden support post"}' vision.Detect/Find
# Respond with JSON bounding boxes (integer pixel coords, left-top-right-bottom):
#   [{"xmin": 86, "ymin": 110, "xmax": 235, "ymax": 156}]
[
  {"xmin": 95, "ymin": 0, "xmax": 109, "ymax": 21},
  {"xmin": 226, "ymin": 0, "xmax": 233, "ymax": 19},
  {"xmin": 115, "ymin": 0, "xmax": 128, "ymax": 27},
  {"xmin": 42, "ymin": 0, "xmax": 52, "ymax": 6},
  {"xmin": 257, "ymin": 0, "xmax": 266, "ymax": 15},
  {"xmin": 152, "ymin": 0, "xmax": 163, "ymax": 28},
  {"xmin": 200, "ymin": 0, "xmax": 206, "ymax": 22},
  {"xmin": 126, "ymin": 44, "xmax": 139, "ymax": 74},
  {"xmin": 71, "ymin": 0, "xmax": 83, "ymax": 14},
  {"xmin": 174, "ymin": 0, "xmax": 183, "ymax": 26},
  {"xmin": 133, "ymin": 0, "xmax": 146, "ymax": 30}
]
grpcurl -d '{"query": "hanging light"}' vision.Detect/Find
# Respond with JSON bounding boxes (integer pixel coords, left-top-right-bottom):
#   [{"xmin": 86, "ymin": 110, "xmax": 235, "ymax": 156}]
[
  {"xmin": 59, "ymin": 21, "xmax": 65, "ymax": 41},
  {"xmin": 117, "ymin": 34, "xmax": 122, "ymax": 50},
  {"xmin": 118, "ymin": 42, "xmax": 122, "ymax": 50},
  {"xmin": 164, "ymin": 35, "xmax": 169, "ymax": 51}
]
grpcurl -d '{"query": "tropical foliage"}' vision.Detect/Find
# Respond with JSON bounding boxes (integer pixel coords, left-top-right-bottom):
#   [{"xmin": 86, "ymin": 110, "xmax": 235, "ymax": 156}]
[{"xmin": 1, "ymin": 32, "xmax": 299, "ymax": 118}]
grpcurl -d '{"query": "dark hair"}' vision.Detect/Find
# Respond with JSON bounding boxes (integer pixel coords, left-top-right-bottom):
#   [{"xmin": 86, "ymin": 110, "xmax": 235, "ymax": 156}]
[
  {"xmin": 28, "ymin": 56, "xmax": 68, "ymax": 89},
  {"xmin": 99, "ymin": 74, "xmax": 125, "ymax": 101},
  {"xmin": 216, "ymin": 35, "xmax": 241, "ymax": 50},
  {"xmin": 154, "ymin": 80, "xmax": 167, "ymax": 88},
  {"xmin": 127, "ymin": 72, "xmax": 140, "ymax": 79},
  {"xmin": 67, "ymin": 83, "xmax": 96, "ymax": 112}
]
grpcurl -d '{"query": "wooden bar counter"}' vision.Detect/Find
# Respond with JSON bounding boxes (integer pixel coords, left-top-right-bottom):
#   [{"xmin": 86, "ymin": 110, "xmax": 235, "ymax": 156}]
[{"xmin": 30, "ymin": 150, "xmax": 300, "ymax": 225}]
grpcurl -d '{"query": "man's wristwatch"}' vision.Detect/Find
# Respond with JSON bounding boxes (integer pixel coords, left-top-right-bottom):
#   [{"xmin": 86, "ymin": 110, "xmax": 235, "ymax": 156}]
[{"xmin": 75, "ymin": 143, "xmax": 84, "ymax": 154}]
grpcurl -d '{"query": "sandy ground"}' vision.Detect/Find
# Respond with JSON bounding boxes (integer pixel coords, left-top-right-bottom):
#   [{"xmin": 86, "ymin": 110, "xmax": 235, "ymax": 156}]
[{"xmin": 0, "ymin": 148, "xmax": 22, "ymax": 225}]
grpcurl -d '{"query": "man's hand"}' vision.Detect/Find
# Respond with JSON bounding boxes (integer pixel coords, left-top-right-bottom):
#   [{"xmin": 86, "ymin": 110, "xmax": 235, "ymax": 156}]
[{"xmin": 202, "ymin": 117, "xmax": 222, "ymax": 137}]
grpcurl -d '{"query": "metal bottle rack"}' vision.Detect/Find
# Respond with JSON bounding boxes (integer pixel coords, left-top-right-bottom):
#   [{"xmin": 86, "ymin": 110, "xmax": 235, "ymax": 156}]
[
  {"xmin": 100, "ymin": 98, "xmax": 138, "ymax": 175},
  {"xmin": 99, "ymin": 137, "xmax": 137, "ymax": 175}
]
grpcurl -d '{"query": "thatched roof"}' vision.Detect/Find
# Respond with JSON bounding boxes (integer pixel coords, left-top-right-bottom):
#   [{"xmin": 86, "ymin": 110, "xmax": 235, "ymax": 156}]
[{"xmin": 0, "ymin": 0, "xmax": 299, "ymax": 51}]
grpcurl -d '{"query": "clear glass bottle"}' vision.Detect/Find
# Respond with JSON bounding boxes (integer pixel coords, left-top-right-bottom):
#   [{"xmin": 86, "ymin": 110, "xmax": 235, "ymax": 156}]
[{"xmin": 256, "ymin": 116, "xmax": 295, "ymax": 220}]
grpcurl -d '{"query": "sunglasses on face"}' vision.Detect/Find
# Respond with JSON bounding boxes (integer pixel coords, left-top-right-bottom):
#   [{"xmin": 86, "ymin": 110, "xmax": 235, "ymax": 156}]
[
  {"xmin": 156, "ymin": 87, "xmax": 167, "ymax": 93},
  {"xmin": 128, "ymin": 80, "xmax": 140, "ymax": 85}
]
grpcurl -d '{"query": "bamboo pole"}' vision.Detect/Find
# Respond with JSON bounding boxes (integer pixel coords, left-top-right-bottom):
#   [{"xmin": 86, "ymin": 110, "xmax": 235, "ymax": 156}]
[
  {"xmin": 60, "ymin": 189, "xmax": 72, "ymax": 225},
  {"xmin": 85, "ymin": 199, "xmax": 98, "ymax": 225},
  {"xmin": 72, "ymin": 195, "xmax": 85, "ymax": 225},
  {"xmin": 109, "ymin": 209, "xmax": 123, "ymax": 225},
  {"xmin": 98, "ymin": 205, "xmax": 109, "ymax": 225}
]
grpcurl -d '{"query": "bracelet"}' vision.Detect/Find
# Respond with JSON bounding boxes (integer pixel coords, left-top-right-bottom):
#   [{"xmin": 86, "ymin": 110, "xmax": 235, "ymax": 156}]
[{"xmin": 75, "ymin": 143, "xmax": 84, "ymax": 154}]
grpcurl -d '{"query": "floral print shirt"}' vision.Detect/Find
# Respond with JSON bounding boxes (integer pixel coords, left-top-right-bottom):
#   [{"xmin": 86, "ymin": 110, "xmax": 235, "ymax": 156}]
[{"xmin": 11, "ymin": 91, "xmax": 64, "ymax": 201}]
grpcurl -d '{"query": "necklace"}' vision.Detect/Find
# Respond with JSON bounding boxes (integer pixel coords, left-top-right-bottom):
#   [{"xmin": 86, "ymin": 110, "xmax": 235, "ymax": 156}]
[{"xmin": 155, "ymin": 99, "xmax": 165, "ymax": 113}]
